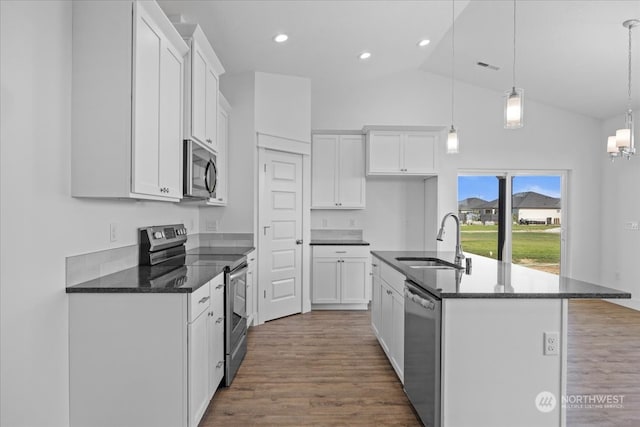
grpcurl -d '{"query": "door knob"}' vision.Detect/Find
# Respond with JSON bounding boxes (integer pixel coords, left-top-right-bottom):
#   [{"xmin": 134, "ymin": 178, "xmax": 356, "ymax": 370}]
[{"xmin": 296, "ymin": 239, "xmax": 303, "ymax": 245}]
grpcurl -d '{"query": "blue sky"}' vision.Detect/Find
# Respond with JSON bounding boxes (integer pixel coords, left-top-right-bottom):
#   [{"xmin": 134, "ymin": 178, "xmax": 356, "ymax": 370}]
[{"xmin": 458, "ymin": 175, "xmax": 561, "ymax": 201}]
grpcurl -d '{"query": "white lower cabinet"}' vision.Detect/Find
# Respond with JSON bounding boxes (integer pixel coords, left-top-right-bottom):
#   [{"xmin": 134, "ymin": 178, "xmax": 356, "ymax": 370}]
[
  {"xmin": 69, "ymin": 273, "xmax": 226, "ymax": 427},
  {"xmin": 246, "ymin": 250, "xmax": 257, "ymax": 326},
  {"xmin": 370, "ymin": 256, "xmax": 404, "ymax": 383},
  {"xmin": 311, "ymin": 245, "xmax": 370, "ymax": 309},
  {"xmin": 207, "ymin": 273, "xmax": 226, "ymax": 398}
]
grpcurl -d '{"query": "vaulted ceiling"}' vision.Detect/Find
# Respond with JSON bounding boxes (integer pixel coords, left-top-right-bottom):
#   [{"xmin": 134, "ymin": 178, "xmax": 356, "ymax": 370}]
[{"xmin": 159, "ymin": 0, "xmax": 640, "ymax": 120}]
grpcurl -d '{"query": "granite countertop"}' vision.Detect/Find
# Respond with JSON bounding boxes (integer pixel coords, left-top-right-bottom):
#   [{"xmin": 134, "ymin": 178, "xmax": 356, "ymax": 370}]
[
  {"xmin": 310, "ymin": 240, "xmax": 370, "ymax": 246},
  {"xmin": 66, "ymin": 246, "xmax": 255, "ymax": 294},
  {"xmin": 372, "ymin": 250, "xmax": 632, "ymax": 300}
]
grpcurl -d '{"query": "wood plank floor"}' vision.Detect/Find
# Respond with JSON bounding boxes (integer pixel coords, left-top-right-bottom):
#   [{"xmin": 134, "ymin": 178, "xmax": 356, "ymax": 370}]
[
  {"xmin": 200, "ymin": 300, "xmax": 640, "ymax": 426},
  {"xmin": 567, "ymin": 300, "xmax": 640, "ymax": 427}
]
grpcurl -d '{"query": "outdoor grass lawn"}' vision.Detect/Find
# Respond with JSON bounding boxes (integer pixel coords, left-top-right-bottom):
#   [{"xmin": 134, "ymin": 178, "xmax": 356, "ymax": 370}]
[{"xmin": 460, "ymin": 225, "xmax": 560, "ymax": 265}]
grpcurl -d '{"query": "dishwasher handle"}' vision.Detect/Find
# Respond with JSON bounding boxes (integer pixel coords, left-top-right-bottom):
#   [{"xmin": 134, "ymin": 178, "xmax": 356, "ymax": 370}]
[{"xmin": 405, "ymin": 286, "xmax": 437, "ymax": 310}]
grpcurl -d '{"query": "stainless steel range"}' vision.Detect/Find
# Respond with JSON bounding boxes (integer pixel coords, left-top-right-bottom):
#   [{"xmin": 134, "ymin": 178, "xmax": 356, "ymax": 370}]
[{"xmin": 139, "ymin": 224, "xmax": 248, "ymax": 386}]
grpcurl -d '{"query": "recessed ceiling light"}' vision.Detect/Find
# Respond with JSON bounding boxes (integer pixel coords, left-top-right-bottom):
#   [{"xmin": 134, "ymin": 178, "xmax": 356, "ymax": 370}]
[
  {"xmin": 417, "ymin": 39, "xmax": 431, "ymax": 47},
  {"xmin": 359, "ymin": 51, "xmax": 372, "ymax": 60},
  {"xmin": 273, "ymin": 33, "xmax": 288, "ymax": 43}
]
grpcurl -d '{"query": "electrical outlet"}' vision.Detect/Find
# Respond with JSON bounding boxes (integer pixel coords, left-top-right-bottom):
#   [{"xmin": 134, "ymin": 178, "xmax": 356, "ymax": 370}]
[
  {"xmin": 205, "ymin": 220, "xmax": 218, "ymax": 232},
  {"xmin": 349, "ymin": 219, "xmax": 356, "ymax": 227},
  {"xmin": 109, "ymin": 223, "xmax": 118, "ymax": 242},
  {"xmin": 322, "ymin": 218, "xmax": 328, "ymax": 228},
  {"xmin": 544, "ymin": 332, "xmax": 559, "ymax": 356}
]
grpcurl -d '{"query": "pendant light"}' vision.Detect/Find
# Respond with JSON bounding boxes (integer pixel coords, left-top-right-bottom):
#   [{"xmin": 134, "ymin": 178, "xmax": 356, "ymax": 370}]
[
  {"xmin": 447, "ymin": 0, "xmax": 459, "ymax": 154},
  {"xmin": 504, "ymin": 0, "xmax": 524, "ymax": 129},
  {"xmin": 607, "ymin": 19, "xmax": 638, "ymax": 161}
]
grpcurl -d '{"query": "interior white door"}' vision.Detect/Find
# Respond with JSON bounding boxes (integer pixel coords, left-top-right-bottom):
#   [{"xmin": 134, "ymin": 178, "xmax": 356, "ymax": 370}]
[{"xmin": 259, "ymin": 150, "xmax": 303, "ymax": 322}]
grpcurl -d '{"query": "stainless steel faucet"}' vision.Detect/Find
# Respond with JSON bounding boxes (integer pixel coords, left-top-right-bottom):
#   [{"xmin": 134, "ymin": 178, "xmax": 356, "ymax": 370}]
[{"xmin": 436, "ymin": 212, "xmax": 465, "ymax": 266}]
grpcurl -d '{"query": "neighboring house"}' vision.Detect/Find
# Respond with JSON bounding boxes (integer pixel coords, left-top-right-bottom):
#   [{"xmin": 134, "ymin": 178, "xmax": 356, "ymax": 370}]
[
  {"xmin": 458, "ymin": 197, "xmax": 491, "ymax": 223},
  {"xmin": 458, "ymin": 191, "xmax": 561, "ymax": 225},
  {"xmin": 512, "ymin": 192, "xmax": 561, "ymax": 225}
]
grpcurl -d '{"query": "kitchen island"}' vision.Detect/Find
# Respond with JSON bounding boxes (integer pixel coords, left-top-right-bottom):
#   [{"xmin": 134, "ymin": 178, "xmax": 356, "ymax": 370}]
[{"xmin": 371, "ymin": 251, "xmax": 631, "ymax": 427}]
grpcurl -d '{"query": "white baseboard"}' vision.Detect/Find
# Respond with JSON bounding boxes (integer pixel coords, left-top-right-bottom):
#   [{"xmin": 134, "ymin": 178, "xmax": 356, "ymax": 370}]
[{"xmin": 311, "ymin": 303, "xmax": 369, "ymax": 311}]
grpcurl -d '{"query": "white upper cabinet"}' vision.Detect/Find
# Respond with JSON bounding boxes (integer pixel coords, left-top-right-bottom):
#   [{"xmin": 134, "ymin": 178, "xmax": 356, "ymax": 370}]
[
  {"xmin": 71, "ymin": 0, "xmax": 188, "ymax": 201},
  {"xmin": 365, "ymin": 127, "xmax": 442, "ymax": 176},
  {"xmin": 206, "ymin": 93, "xmax": 230, "ymax": 206},
  {"xmin": 173, "ymin": 24, "xmax": 225, "ymax": 152},
  {"xmin": 311, "ymin": 134, "xmax": 365, "ymax": 209}
]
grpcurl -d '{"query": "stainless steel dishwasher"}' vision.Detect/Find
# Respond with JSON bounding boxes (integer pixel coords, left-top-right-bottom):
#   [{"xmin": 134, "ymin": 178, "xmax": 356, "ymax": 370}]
[{"xmin": 404, "ymin": 280, "xmax": 442, "ymax": 427}]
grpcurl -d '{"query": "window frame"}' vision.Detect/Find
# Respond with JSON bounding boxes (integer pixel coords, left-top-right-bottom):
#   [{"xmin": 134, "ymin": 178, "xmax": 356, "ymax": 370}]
[{"xmin": 458, "ymin": 169, "xmax": 569, "ymax": 277}]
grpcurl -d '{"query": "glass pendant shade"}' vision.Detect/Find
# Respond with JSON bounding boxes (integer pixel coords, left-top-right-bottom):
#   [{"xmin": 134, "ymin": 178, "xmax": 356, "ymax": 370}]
[
  {"xmin": 504, "ymin": 87, "xmax": 524, "ymax": 129},
  {"xmin": 616, "ymin": 127, "xmax": 631, "ymax": 148},
  {"xmin": 447, "ymin": 126, "xmax": 459, "ymax": 154},
  {"xmin": 607, "ymin": 136, "xmax": 619, "ymax": 153}
]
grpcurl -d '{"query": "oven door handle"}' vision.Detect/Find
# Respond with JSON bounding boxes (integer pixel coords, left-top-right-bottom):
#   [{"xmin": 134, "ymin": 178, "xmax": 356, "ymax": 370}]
[{"xmin": 229, "ymin": 265, "xmax": 248, "ymax": 281}]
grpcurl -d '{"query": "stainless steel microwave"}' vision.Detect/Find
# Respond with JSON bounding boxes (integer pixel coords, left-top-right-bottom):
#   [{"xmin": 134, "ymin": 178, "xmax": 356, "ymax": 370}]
[{"xmin": 183, "ymin": 139, "xmax": 217, "ymax": 199}]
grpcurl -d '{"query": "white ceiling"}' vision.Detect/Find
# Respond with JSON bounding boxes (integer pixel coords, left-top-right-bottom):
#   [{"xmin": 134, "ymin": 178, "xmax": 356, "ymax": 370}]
[{"xmin": 158, "ymin": 0, "xmax": 640, "ymax": 120}]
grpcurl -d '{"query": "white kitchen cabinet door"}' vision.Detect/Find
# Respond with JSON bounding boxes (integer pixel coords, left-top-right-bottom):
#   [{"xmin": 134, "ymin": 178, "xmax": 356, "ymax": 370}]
[
  {"xmin": 379, "ymin": 281, "xmax": 393, "ymax": 355},
  {"xmin": 158, "ymin": 42, "xmax": 184, "ymax": 198},
  {"xmin": 174, "ymin": 24, "xmax": 224, "ymax": 153},
  {"xmin": 205, "ymin": 67, "xmax": 219, "ymax": 150},
  {"xmin": 188, "ymin": 309, "xmax": 209, "ymax": 427},
  {"xmin": 403, "ymin": 132, "xmax": 437, "ymax": 174},
  {"xmin": 207, "ymin": 93, "xmax": 230, "ymax": 206},
  {"xmin": 311, "ymin": 135, "xmax": 338, "ymax": 208},
  {"xmin": 246, "ymin": 250, "xmax": 257, "ymax": 325},
  {"xmin": 131, "ymin": 6, "xmax": 162, "ymax": 197},
  {"xmin": 366, "ymin": 129, "xmax": 439, "ymax": 176},
  {"xmin": 191, "ymin": 45, "xmax": 207, "ymax": 144},
  {"xmin": 132, "ymin": 2, "xmax": 186, "ymax": 199},
  {"xmin": 208, "ymin": 274, "xmax": 225, "ymax": 397},
  {"xmin": 72, "ymin": 1, "xmax": 187, "ymax": 202},
  {"xmin": 337, "ymin": 135, "xmax": 365, "ymax": 208},
  {"xmin": 312, "ymin": 258, "xmax": 341, "ymax": 303},
  {"xmin": 340, "ymin": 258, "xmax": 369, "ymax": 303},
  {"xmin": 371, "ymin": 275, "xmax": 382, "ymax": 337},
  {"xmin": 367, "ymin": 132, "xmax": 402, "ymax": 174},
  {"xmin": 390, "ymin": 287, "xmax": 404, "ymax": 382},
  {"xmin": 311, "ymin": 134, "xmax": 365, "ymax": 209}
]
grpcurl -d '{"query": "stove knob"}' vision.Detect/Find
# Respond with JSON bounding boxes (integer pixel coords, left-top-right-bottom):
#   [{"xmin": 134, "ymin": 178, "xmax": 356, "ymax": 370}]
[{"xmin": 153, "ymin": 231, "xmax": 163, "ymax": 239}]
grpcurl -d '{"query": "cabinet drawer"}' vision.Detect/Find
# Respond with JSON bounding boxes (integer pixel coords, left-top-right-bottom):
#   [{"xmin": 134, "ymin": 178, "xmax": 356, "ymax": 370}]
[
  {"xmin": 380, "ymin": 261, "xmax": 405, "ymax": 295},
  {"xmin": 313, "ymin": 245, "xmax": 370, "ymax": 258},
  {"xmin": 189, "ymin": 283, "xmax": 211, "ymax": 322}
]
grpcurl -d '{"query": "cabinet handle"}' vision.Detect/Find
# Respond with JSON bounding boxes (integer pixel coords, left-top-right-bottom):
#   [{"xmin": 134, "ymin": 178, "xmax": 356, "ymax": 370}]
[
  {"xmin": 199, "ymin": 296, "xmax": 210, "ymax": 304},
  {"xmin": 372, "ymin": 263, "xmax": 378, "ymax": 267},
  {"xmin": 335, "ymin": 251, "xmax": 347, "ymax": 254},
  {"xmin": 216, "ymin": 317, "xmax": 224, "ymax": 324},
  {"xmin": 216, "ymin": 361, "xmax": 224, "ymax": 368},
  {"xmin": 250, "ymin": 258, "xmax": 255, "ymax": 261},
  {"xmin": 216, "ymin": 284, "xmax": 224, "ymax": 290}
]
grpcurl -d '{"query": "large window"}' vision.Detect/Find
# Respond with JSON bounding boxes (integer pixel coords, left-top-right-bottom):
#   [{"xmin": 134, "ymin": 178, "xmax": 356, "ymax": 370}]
[{"xmin": 458, "ymin": 173, "xmax": 564, "ymax": 275}]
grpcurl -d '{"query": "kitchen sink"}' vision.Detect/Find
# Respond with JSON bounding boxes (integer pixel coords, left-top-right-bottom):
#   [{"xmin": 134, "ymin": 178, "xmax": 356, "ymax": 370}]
[{"xmin": 395, "ymin": 257, "xmax": 463, "ymax": 270}]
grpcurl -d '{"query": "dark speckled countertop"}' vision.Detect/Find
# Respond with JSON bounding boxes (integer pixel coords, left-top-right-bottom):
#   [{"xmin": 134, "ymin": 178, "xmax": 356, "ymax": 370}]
[
  {"xmin": 372, "ymin": 251, "xmax": 632, "ymax": 300},
  {"xmin": 66, "ymin": 247, "xmax": 255, "ymax": 294},
  {"xmin": 310, "ymin": 240, "xmax": 370, "ymax": 246}
]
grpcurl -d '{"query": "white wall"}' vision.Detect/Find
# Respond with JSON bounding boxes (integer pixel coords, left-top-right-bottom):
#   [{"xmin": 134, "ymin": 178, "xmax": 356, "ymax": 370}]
[
  {"xmin": 0, "ymin": 3, "xmax": 201, "ymax": 426},
  {"xmin": 205, "ymin": 72, "xmax": 257, "ymax": 233},
  {"xmin": 255, "ymin": 72, "xmax": 311, "ymax": 143},
  {"xmin": 311, "ymin": 69, "xmax": 604, "ymax": 282},
  {"xmin": 600, "ymin": 116, "xmax": 640, "ymax": 310},
  {"xmin": 310, "ymin": 177, "xmax": 429, "ymax": 250}
]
